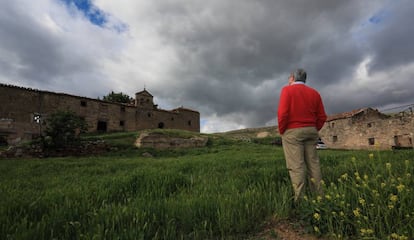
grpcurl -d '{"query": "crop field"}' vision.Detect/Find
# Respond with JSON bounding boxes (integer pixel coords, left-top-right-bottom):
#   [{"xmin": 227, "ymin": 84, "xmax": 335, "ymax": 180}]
[{"xmin": 0, "ymin": 132, "xmax": 413, "ymax": 239}]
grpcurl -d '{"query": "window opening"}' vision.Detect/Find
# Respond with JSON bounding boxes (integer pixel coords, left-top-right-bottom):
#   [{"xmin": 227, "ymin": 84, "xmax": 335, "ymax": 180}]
[
  {"xmin": 97, "ymin": 121, "xmax": 107, "ymax": 132},
  {"xmin": 0, "ymin": 135, "xmax": 8, "ymax": 146},
  {"xmin": 368, "ymin": 137, "xmax": 375, "ymax": 145}
]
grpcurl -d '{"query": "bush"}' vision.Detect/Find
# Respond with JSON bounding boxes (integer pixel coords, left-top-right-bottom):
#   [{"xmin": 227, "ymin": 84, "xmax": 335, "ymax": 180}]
[{"xmin": 42, "ymin": 111, "xmax": 88, "ymax": 148}]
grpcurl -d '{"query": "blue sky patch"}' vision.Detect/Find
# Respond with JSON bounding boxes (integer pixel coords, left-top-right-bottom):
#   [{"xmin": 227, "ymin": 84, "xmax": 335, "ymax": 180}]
[
  {"xmin": 58, "ymin": 0, "xmax": 127, "ymax": 32},
  {"xmin": 369, "ymin": 10, "xmax": 388, "ymax": 25}
]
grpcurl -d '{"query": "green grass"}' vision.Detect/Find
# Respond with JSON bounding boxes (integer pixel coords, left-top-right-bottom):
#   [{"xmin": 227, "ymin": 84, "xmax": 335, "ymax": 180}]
[
  {"xmin": 1, "ymin": 132, "xmax": 413, "ymax": 239},
  {"xmin": 300, "ymin": 149, "xmax": 414, "ymax": 239}
]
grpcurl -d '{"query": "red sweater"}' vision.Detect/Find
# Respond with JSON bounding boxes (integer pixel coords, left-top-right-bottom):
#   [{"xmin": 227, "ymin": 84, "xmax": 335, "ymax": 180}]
[{"xmin": 277, "ymin": 83, "xmax": 327, "ymax": 134}]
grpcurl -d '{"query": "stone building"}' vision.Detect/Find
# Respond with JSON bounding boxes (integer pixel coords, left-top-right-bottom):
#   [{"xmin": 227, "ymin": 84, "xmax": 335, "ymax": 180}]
[
  {"xmin": 319, "ymin": 107, "xmax": 413, "ymax": 150},
  {"xmin": 0, "ymin": 83, "xmax": 200, "ymax": 145}
]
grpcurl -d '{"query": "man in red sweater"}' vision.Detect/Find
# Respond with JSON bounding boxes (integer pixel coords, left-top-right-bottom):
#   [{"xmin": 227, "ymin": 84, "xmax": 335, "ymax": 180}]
[{"xmin": 277, "ymin": 69, "xmax": 327, "ymax": 202}]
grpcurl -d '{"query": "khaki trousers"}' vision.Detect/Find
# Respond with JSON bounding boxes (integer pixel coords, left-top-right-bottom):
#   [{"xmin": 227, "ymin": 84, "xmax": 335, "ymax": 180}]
[{"xmin": 282, "ymin": 127, "xmax": 322, "ymax": 201}]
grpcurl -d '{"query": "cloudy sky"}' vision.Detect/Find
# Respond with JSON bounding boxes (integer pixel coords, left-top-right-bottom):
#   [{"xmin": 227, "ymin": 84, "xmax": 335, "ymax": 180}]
[{"xmin": 1, "ymin": 0, "xmax": 414, "ymax": 133}]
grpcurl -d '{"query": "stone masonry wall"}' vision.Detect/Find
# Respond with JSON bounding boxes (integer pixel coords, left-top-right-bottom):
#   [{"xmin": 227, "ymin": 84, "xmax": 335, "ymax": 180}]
[
  {"xmin": 0, "ymin": 84, "xmax": 200, "ymax": 145},
  {"xmin": 319, "ymin": 110, "xmax": 413, "ymax": 150}
]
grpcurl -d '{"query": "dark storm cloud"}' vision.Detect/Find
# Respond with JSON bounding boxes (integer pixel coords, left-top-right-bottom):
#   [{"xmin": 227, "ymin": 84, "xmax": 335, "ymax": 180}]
[
  {"xmin": 0, "ymin": 1, "xmax": 122, "ymax": 97},
  {"xmin": 145, "ymin": 0, "xmax": 386, "ymax": 127},
  {"xmin": 366, "ymin": 1, "xmax": 414, "ymax": 72},
  {"xmin": 1, "ymin": 0, "xmax": 413, "ymax": 132},
  {"xmin": 0, "ymin": 3, "xmax": 61, "ymax": 83}
]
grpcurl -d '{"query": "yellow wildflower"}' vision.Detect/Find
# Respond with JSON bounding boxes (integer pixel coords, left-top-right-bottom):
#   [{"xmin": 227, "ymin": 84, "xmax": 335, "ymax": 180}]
[
  {"xmin": 389, "ymin": 233, "xmax": 408, "ymax": 240},
  {"xmin": 316, "ymin": 196, "xmax": 322, "ymax": 202},
  {"xmin": 360, "ymin": 228, "xmax": 373, "ymax": 235},
  {"xmin": 353, "ymin": 208, "xmax": 361, "ymax": 217},
  {"xmin": 325, "ymin": 194, "xmax": 331, "ymax": 200},
  {"xmin": 359, "ymin": 198, "xmax": 366, "ymax": 206},
  {"xmin": 313, "ymin": 226, "xmax": 320, "ymax": 233},
  {"xmin": 397, "ymin": 184, "xmax": 405, "ymax": 192},
  {"xmin": 363, "ymin": 174, "xmax": 369, "ymax": 180},
  {"xmin": 341, "ymin": 173, "xmax": 348, "ymax": 180},
  {"xmin": 388, "ymin": 204, "xmax": 394, "ymax": 209},
  {"xmin": 386, "ymin": 162, "xmax": 392, "ymax": 170},
  {"xmin": 313, "ymin": 213, "xmax": 321, "ymax": 221},
  {"xmin": 390, "ymin": 233, "xmax": 399, "ymax": 239},
  {"xmin": 381, "ymin": 182, "xmax": 386, "ymax": 188},
  {"xmin": 369, "ymin": 153, "xmax": 374, "ymax": 159},
  {"xmin": 390, "ymin": 194, "xmax": 398, "ymax": 202},
  {"xmin": 339, "ymin": 211, "xmax": 345, "ymax": 217}
]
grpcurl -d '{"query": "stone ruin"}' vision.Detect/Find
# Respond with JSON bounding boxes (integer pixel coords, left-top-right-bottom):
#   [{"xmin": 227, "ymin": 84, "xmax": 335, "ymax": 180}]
[{"xmin": 135, "ymin": 132, "xmax": 208, "ymax": 149}]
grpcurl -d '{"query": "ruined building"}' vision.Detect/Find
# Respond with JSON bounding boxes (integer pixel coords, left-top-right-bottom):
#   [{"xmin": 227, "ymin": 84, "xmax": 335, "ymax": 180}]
[
  {"xmin": 0, "ymin": 83, "xmax": 200, "ymax": 145},
  {"xmin": 319, "ymin": 107, "xmax": 413, "ymax": 150}
]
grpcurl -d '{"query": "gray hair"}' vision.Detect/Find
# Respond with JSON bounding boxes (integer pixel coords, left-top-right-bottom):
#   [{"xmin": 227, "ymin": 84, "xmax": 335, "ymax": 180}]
[{"xmin": 294, "ymin": 69, "xmax": 307, "ymax": 82}]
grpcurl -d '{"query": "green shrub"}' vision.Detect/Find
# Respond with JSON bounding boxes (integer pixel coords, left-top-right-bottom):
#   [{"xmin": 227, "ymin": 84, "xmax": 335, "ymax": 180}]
[{"xmin": 42, "ymin": 110, "xmax": 88, "ymax": 148}]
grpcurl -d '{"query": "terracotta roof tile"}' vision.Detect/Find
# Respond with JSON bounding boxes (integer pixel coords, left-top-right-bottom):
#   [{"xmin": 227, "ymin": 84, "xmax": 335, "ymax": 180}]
[{"xmin": 327, "ymin": 108, "xmax": 368, "ymax": 121}]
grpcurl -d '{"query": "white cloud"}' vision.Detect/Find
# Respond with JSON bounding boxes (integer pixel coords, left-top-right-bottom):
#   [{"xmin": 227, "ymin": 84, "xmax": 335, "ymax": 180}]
[
  {"xmin": 1, "ymin": 0, "xmax": 414, "ymax": 131},
  {"xmin": 201, "ymin": 114, "xmax": 246, "ymax": 133}
]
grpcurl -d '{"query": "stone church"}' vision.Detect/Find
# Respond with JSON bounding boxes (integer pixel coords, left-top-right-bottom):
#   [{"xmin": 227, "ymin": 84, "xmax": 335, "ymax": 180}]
[{"xmin": 0, "ymin": 83, "xmax": 200, "ymax": 145}]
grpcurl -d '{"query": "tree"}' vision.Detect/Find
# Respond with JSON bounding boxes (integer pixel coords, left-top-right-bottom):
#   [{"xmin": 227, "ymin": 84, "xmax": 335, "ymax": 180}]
[
  {"xmin": 102, "ymin": 91, "xmax": 133, "ymax": 104},
  {"xmin": 42, "ymin": 111, "xmax": 88, "ymax": 148}
]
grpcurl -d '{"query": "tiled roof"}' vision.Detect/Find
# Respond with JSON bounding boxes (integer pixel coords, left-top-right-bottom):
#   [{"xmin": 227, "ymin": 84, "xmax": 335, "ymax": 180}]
[
  {"xmin": 172, "ymin": 107, "xmax": 199, "ymax": 113},
  {"xmin": 327, "ymin": 108, "xmax": 370, "ymax": 121},
  {"xmin": 135, "ymin": 89, "xmax": 153, "ymax": 97}
]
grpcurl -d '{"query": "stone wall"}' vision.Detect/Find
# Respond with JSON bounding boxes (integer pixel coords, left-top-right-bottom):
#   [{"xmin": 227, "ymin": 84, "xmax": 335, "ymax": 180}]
[
  {"xmin": 0, "ymin": 140, "xmax": 111, "ymax": 158},
  {"xmin": 0, "ymin": 84, "xmax": 200, "ymax": 145},
  {"xmin": 319, "ymin": 108, "xmax": 414, "ymax": 150},
  {"xmin": 135, "ymin": 132, "xmax": 208, "ymax": 149}
]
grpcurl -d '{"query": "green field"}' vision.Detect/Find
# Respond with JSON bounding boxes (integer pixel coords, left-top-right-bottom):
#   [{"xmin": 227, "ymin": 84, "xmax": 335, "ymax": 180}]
[{"xmin": 1, "ymin": 131, "xmax": 413, "ymax": 239}]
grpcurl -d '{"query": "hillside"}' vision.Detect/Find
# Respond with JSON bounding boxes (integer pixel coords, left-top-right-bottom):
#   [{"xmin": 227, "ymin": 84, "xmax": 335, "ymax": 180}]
[{"xmin": 214, "ymin": 126, "xmax": 279, "ymax": 139}]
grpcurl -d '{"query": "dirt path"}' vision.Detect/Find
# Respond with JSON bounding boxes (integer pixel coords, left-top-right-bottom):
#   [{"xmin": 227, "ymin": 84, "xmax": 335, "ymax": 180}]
[{"xmin": 253, "ymin": 217, "xmax": 324, "ymax": 240}]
